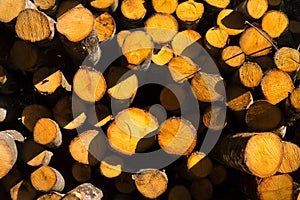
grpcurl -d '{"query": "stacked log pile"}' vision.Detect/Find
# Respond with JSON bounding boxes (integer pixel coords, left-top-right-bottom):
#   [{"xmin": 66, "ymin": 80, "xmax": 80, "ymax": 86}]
[{"xmin": 0, "ymin": 0, "xmax": 300, "ymax": 199}]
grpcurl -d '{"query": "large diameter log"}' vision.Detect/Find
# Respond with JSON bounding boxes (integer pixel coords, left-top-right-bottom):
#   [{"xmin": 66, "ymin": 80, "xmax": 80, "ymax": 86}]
[
  {"xmin": 132, "ymin": 169, "xmax": 168, "ymax": 199},
  {"xmin": 261, "ymin": 69, "xmax": 294, "ymax": 105},
  {"xmin": 278, "ymin": 141, "xmax": 300, "ymax": 173},
  {"xmin": 152, "ymin": 0, "xmax": 178, "ymax": 14},
  {"xmin": 0, "ymin": 0, "xmax": 26, "ymax": 23},
  {"xmin": 211, "ymin": 132, "xmax": 283, "ymax": 178},
  {"xmin": 30, "ymin": 166, "xmax": 65, "ymax": 192}
]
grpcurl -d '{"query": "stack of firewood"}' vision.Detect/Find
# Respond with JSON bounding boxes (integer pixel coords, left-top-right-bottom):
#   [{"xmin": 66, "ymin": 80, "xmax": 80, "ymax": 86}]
[{"xmin": 0, "ymin": 0, "xmax": 300, "ymax": 199}]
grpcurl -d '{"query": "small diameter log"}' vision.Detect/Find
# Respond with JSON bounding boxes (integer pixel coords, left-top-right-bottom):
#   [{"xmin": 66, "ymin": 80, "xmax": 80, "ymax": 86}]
[
  {"xmin": 168, "ymin": 56, "xmax": 199, "ymax": 83},
  {"xmin": 15, "ymin": 8, "xmax": 55, "ymax": 42},
  {"xmin": 221, "ymin": 46, "xmax": 245, "ymax": 69},
  {"xmin": 73, "ymin": 66, "xmax": 107, "ymax": 103},
  {"xmin": 202, "ymin": 106, "xmax": 227, "ymax": 131},
  {"xmin": 158, "ymin": 117, "xmax": 197, "ymax": 156},
  {"xmin": 114, "ymin": 173, "xmax": 136, "ymax": 194},
  {"xmin": 120, "ymin": 0, "xmax": 147, "ymax": 28},
  {"xmin": 216, "ymin": 9, "xmax": 245, "ymax": 36},
  {"xmin": 237, "ymin": 61, "xmax": 263, "ymax": 88},
  {"xmin": 33, "ymin": 67, "xmax": 71, "ymax": 95},
  {"xmin": 88, "ymin": 104, "xmax": 112, "ymax": 127},
  {"xmin": 107, "ymin": 108, "xmax": 159, "ymax": 155},
  {"xmin": 53, "ymin": 95, "xmax": 87, "ymax": 130},
  {"xmin": 56, "ymin": 7, "xmax": 100, "ymax": 65},
  {"xmin": 117, "ymin": 30, "xmax": 131, "ymax": 47},
  {"xmin": 239, "ymin": 27, "xmax": 273, "ymax": 57},
  {"xmin": 257, "ymin": 174, "xmax": 293, "ymax": 200},
  {"xmin": 204, "ymin": 0, "xmax": 230, "ymax": 9},
  {"xmin": 236, "ymin": 0, "xmax": 268, "ymax": 20},
  {"xmin": 171, "ymin": 29, "xmax": 201, "ymax": 56},
  {"xmin": 208, "ymin": 165, "xmax": 227, "ymax": 185},
  {"xmin": 30, "ymin": 166, "xmax": 65, "ymax": 192},
  {"xmin": 190, "ymin": 178, "xmax": 213, "ymax": 200},
  {"xmin": 204, "ymin": 27, "xmax": 229, "ymax": 57},
  {"xmin": 22, "ymin": 140, "xmax": 53, "ymax": 167},
  {"xmin": 211, "ymin": 132, "xmax": 283, "ymax": 178},
  {"xmin": 95, "ymin": 12, "xmax": 116, "ymax": 43},
  {"xmin": 100, "ymin": 155, "xmax": 123, "ymax": 178},
  {"xmin": 152, "ymin": 0, "xmax": 178, "ymax": 14},
  {"xmin": 0, "ymin": 0, "xmax": 26, "ymax": 23},
  {"xmin": 274, "ymin": 47, "xmax": 300, "ymax": 73},
  {"xmin": 9, "ymin": 40, "xmax": 39, "ymax": 72},
  {"xmin": 160, "ymin": 83, "xmax": 186, "ymax": 112},
  {"xmin": 191, "ymin": 72, "xmax": 224, "ymax": 102},
  {"xmin": 278, "ymin": 141, "xmax": 300, "ymax": 173},
  {"xmin": 62, "ymin": 183, "xmax": 103, "ymax": 200},
  {"xmin": 168, "ymin": 185, "xmax": 191, "ymax": 200},
  {"xmin": 262, "ymin": 10, "xmax": 289, "ymax": 38},
  {"xmin": 90, "ymin": 0, "xmax": 118, "ymax": 12},
  {"xmin": 226, "ymin": 85, "xmax": 253, "ymax": 111},
  {"xmin": 152, "ymin": 45, "xmax": 174, "ymax": 66},
  {"xmin": 33, "ymin": 118, "xmax": 62, "ymax": 148},
  {"xmin": 132, "ymin": 169, "xmax": 168, "ymax": 199},
  {"xmin": 261, "ymin": 69, "xmax": 294, "ymax": 105},
  {"xmin": 69, "ymin": 129, "xmax": 106, "ymax": 165},
  {"xmin": 290, "ymin": 87, "xmax": 300, "ymax": 111},
  {"xmin": 33, "ymin": 0, "xmax": 57, "ymax": 13},
  {"xmin": 245, "ymin": 100, "xmax": 283, "ymax": 132},
  {"xmin": 21, "ymin": 104, "xmax": 52, "ymax": 132},
  {"xmin": 72, "ymin": 162, "xmax": 92, "ymax": 182},
  {"xmin": 122, "ymin": 31, "xmax": 153, "ymax": 65},
  {"xmin": 37, "ymin": 193, "xmax": 63, "ymax": 200},
  {"xmin": 187, "ymin": 151, "xmax": 213, "ymax": 178},
  {"xmin": 145, "ymin": 13, "xmax": 178, "ymax": 44},
  {"xmin": 10, "ymin": 179, "xmax": 37, "ymax": 200},
  {"xmin": 176, "ymin": 1, "xmax": 204, "ymax": 30}
]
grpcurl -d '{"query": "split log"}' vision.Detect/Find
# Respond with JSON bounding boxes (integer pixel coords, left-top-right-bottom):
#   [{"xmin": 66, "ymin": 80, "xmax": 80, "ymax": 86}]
[
  {"xmin": 145, "ymin": 13, "xmax": 179, "ymax": 44},
  {"xmin": 216, "ymin": 9, "xmax": 245, "ymax": 36},
  {"xmin": 274, "ymin": 47, "xmax": 300, "ymax": 73},
  {"xmin": 72, "ymin": 162, "xmax": 92, "ymax": 183},
  {"xmin": 239, "ymin": 27, "xmax": 273, "ymax": 57},
  {"xmin": 190, "ymin": 178, "xmax": 213, "ymax": 200},
  {"xmin": 88, "ymin": 104, "xmax": 112, "ymax": 127},
  {"xmin": 158, "ymin": 117, "xmax": 197, "ymax": 156},
  {"xmin": 53, "ymin": 95, "xmax": 87, "ymax": 130},
  {"xmin": 62, "ymin": 183, "xmax": 103, "ymax": 200},
  {"xmin": 191, "ymin": 72, "xmax": 224, "ymax": 102},
  {"xmin": 107, "ymin": 108, "xmax": 159, "ymax": 155},
  {"xmin": 95, "ymin": 12, "xmax": 116, "ymax": 42},
  {"xmin": 114, "ymin": 172, "xmax": 136, "ymax": 194},
  {"xmin": 21, "ymin": 104, "xmax": 52, "ymax": 132},
  {"xmin": 33, "ymin": 67, "xmax": 71, "ymax": 95},
  {"xmin": 208, "ymin": 165, "xmax": 227, "ymax": 185},
  {"xmin": 15, "ymin": 8, "xmax": 55, "ymax": 42},
  {"xmin": 257, "ymin": 174, "xmax": 293, "ymax": 200},
  {"xmin": 132, "ymin": 169, "xmax": 168, "ymax": 199},
  {"xmin": 211, "ymin": 132, "xmax": 283, "ymax": 178},
  {"xmin": 278, "ymin": 141, "xmax": 300, "ymax": 173},
  {"xmin": 73, "ymin": 66, "xmax": 107, "ymax": 103},
  {"xmin": 56, "ymin": 7, "xmax": 100, "ymax": 65},
  {"xmin": 122, "ymin": 31, "xmax": 153, "ymax": 65},
  {"xmin": 261, "ymin": 69, "xmax": 294, "ymax": 105},
  {"xmin": 261, "ymin": 10, "xmax": 289, "ymax": 38},
  {"xmin": 120, "ymin": 0, "xmax": 147, "ymax": 28},
  {"xmin": 10, "ymin": 179, "xmax": 37, "ymax": 200},
  {"xmin": 33, "ymin": 118, "xmax": 62, "ymax": 148},
  {"xmin": 90, "ymin": 0, "xmax": 118, "ymax": 12},
  {"xmin": 202, "ymin": 106, "xmax": 227, "ymax": 130},
  {"xmin": 204, "ymin": 27, "xmax": 229, "ymax": 57},
  {"xmin": 168, "ymin": 185, "xmax": 191, "ymax": 200},
  {"xmin": 69, "ymin": 129, "xmax": 106, "ymax": 165},
  {"xmin": 99, "ymin": 155, "xmax": 123, "ymax": 178},
  {"xmin": 245, "ymin": 100, "xmax": 283, "ymax": 132},
  {"xmin": 226, "ymin": 84, "xmax": 253, "ymax": 111},
  {"xmin": 30, "ymin": 166, "xmax": 65, "ymax": 192},
  {"xmin": 236, "ymin": 0, "xmax": 268, "ymax": 20},
  {"xmin": 152, "ymin": 45, "xmax": 173, "ymax": 66},
  {"xmin": 37, "ymin": 193, "xmax": 64, "ymax": 200},
  {"xmin": 152, "ymin": 0, "xmax": 178, "ymax": 14},
  {"xmin": 22, "ymin": 140, "xmax": 53, "ymax": 166},
  {"xmin": 175, "ymin": 1, "xmax": 204, "ymax": 30},
  {"xmin": 187, "ymin": 151, "xmax": 213, "ymax": 178}
]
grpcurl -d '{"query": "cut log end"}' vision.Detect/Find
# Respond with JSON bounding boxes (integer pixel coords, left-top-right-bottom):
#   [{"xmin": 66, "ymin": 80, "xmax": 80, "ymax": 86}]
[
  {"xmin": 278, "ymin": 141, "xmax": 300, "ymax": 173},
  {"xmin": 239, "ymin": 62, "xmax": 263, "ymax": 88},
  {"xmin": 204, "ymin": 0, "xmax": 230, "ymax": 9},
  {"xmin": 262, "ymin": 10, "xmax": 289, "ymax": 38},
  {"xmin": 222, "ymin": 46, "xmax": 245, "ymax": 68},
  {"xmin": 176, "ymin": 1, "xmax": 204, "ymax": 23},
  {"xmin": 226, "ymin": 85, "xmax": 253, "ymax": 111},
  {"xmin": 121, "ymin": 0, "xmax": 146, "ymax": 21},
  {"xmin": 0, "ymin": 0, "xmax": 26, "ymax": 23},
  {"xmin": 274, "ymin": 47, "xmax": 300, "ymax": 72},
  {"xmin": 95, "ymin": 12, "xmax": 116, "ymax": 42},
  {"xmin": 205, "ymin": 27, "xmax": 229, "ymax": 49},
  {"xmin": 100, "ymin": 156, "xmax": 123, "ymax": 178},
  {"xmin": 168, "ymin": 56, "xmax": 198, "ymax": 83},
  {"xmin": 152, "ymin": 0, "xmax": 178, "ymax": 14},
  {"xmin": 246, "ymin": 0, "xmax": 268, "ymax": 19}
]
